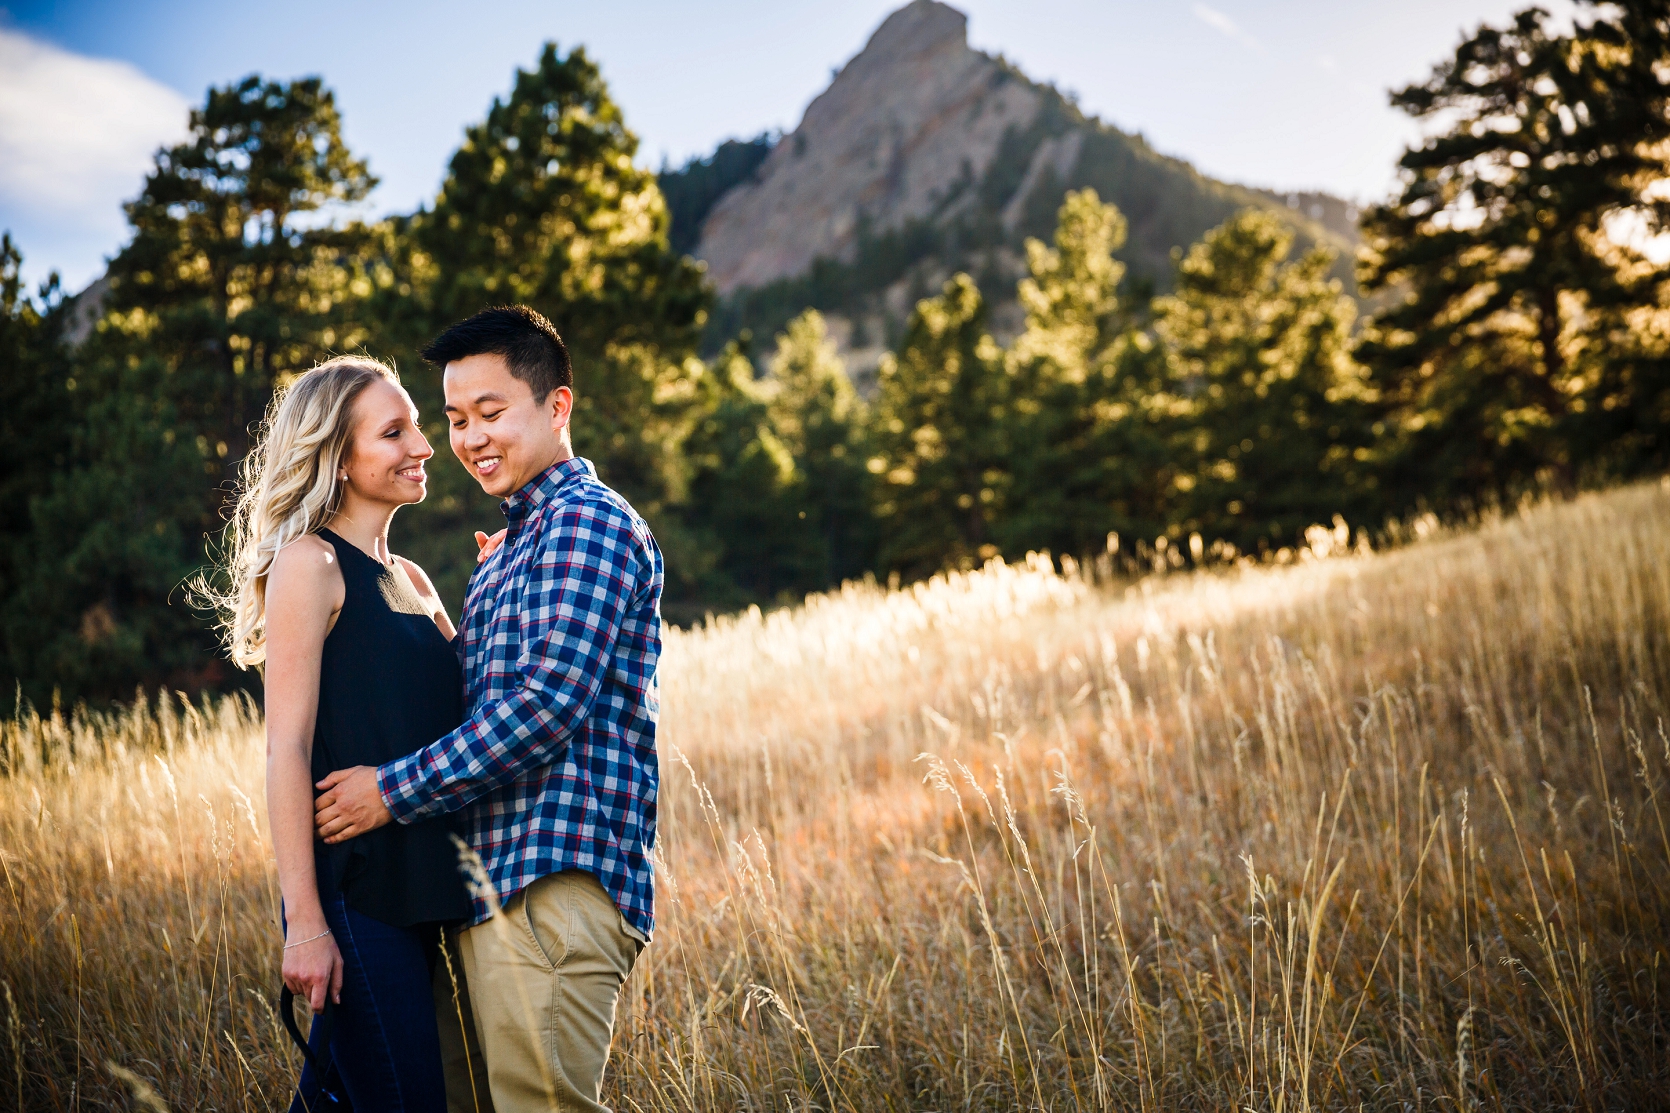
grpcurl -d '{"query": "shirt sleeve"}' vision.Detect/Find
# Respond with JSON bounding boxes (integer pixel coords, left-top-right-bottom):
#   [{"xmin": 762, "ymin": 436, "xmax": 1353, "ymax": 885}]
[{"xmin": 375, "ymin": 500, "xmax": 640, "ymax": 822}]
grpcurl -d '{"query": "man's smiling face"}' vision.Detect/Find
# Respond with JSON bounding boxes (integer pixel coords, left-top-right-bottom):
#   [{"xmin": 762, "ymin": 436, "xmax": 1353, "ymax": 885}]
[{"xmin": 443, "ymin": 352, "xmax": 573, "ymax": 498}]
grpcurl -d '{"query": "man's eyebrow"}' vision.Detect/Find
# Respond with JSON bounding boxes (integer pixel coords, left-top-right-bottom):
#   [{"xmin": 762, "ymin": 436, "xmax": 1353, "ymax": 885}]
[{"xmin": 443, "ymin": 392, "xmax": 509, "ymax": 412}]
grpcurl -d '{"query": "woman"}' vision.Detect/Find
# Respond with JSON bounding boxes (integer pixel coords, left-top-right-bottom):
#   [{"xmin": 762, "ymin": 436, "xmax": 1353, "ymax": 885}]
[{"xmin": 210, "ymin": 355, "xmax": 470, "ymax": 1111}]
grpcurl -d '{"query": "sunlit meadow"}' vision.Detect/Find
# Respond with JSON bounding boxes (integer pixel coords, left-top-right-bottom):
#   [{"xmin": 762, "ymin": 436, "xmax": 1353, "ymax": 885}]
[{"xmin": 3, "ymin": 481, "xmax": 1668, "ymax": 1110}]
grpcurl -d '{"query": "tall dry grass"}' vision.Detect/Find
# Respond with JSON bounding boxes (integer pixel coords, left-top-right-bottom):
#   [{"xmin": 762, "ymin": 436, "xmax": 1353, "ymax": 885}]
[{"xmin": 3, "ymin": 482, "xmax": 1668, "ymax": 1110}]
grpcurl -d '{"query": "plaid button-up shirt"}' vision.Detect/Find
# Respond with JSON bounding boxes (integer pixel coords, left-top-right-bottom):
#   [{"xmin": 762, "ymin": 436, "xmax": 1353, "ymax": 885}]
[{"xmin": 377, "ymin": 457, "xmax": 662, "ymax": 936}]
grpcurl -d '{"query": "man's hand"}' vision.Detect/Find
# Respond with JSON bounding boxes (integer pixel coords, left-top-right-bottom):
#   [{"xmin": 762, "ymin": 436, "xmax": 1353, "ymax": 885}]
[
  {"xmin": 315, "ymin": 766, "xmax": 393, "ymax": 843},
  {"xmin": 475, "ymin": 528, "xmax": 508, "ymax": 564}
]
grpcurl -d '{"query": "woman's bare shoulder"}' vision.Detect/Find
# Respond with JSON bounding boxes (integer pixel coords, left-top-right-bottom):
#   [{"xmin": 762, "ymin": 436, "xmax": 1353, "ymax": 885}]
[
  {"xmin": 267, "ymin": 534, "xmax": 343, "ymax": 600},
  {"xmin": 391, "ymin": 554, "xmax": 439, "ymax": 600}
]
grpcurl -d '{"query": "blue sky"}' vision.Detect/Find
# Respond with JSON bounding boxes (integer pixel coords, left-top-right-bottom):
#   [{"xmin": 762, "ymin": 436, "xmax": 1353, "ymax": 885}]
[{"xmin": 0, "ymin": 0, "xmax": 1565, "ymax": 292}]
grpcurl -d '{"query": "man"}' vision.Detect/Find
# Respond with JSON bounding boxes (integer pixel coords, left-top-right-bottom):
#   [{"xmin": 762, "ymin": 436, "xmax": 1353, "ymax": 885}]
[{"xmin": 314, "ymin": 305, "xmax": 661, "ymax": 1113}]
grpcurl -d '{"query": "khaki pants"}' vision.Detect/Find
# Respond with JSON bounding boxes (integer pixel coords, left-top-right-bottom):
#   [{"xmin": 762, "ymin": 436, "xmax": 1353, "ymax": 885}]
[{"xmin": 434, "ymin": 870, "xmax": 645, "ymax": 1113}]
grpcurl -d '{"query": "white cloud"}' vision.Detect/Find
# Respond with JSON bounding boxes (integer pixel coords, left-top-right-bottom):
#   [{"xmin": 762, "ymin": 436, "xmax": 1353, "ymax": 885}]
[
  {"xmin": 1191, "ymin": 3, "xmax": 1260, "ymax": 51},
  {"xmin": 0, "ymin": 28, "xmax": 189, "ymax": 218}
]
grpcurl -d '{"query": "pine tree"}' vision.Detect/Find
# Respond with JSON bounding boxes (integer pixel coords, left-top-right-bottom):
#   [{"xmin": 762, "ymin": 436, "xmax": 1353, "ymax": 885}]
[
  {"xmin": 765, "ymin": 310, "xmax": 875, "ymax": 586},
  {"xmin": 1157, "ymin": 210, "xmax": 1374, "ymax": 554},
  {"xmin": 109, "ymin": 75, "xmax": 376, "ymax": 474},
  {"xmin": 1001, "ymin": 190, "xmax": 1171, "ymax": 557},
  {"xmin": 679, "ymin": 341, "xmax": 819, "ymax": 606},
  {"xmin": 414, "ymin": 43, "xmax": 708, "ymax": 499},
  {"xmin": 14, "ymin": 76, "xmax": 377, "ymax": 701},
  {"xmin": 871, "ymin": 274, "xmax": 1009, "ymax": 577},
  {"xmin": 1358, "ymin": 2, "xmax": 1670, "ymax": 504},
  {"xmin": 0, "ymin": 236, "xmax": 60, "ymax": 566},
  {"xmin": 0, "ymin": 236, "xmax": 70, "ymax": 704},
  {"xmin": 675, "ymin": 312, "xmax": 874, "ymax": 606},
  {"xmin": 390, "ymin": 43, "xmax": 712, "ymax": 604}
]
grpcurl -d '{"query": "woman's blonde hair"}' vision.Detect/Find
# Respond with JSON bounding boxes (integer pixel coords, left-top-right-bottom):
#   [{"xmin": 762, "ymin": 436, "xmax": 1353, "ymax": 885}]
[{"xmin": 206, "ymin": 355, "xmax": 400, "ymax": 669}]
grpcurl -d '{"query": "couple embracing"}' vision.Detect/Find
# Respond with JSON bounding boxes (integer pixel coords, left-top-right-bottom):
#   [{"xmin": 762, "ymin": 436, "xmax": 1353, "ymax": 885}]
[{"xmin": 216, "ymin": 306, "xmax": 659, "ymax": 1112}]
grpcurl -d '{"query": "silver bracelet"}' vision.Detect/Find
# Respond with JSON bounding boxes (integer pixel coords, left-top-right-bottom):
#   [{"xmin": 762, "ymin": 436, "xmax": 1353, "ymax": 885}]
[{"xmin": 283, "ymin": 928, "xmax": 332, "ymax": 950}]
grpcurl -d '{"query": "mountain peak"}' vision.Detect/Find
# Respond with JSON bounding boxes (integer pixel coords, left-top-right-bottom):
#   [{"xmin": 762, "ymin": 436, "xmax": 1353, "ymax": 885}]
[
  {"xmin": 686, "ymin": 0, "xmax": 1357, "ymax": 356},
  {"xmin": 862, "ymin": 0, "xmax": 968, "ymax": 62},
  {"xmin": 696, "ymin": 1, "xmax": 1032, "ymax": 294}
]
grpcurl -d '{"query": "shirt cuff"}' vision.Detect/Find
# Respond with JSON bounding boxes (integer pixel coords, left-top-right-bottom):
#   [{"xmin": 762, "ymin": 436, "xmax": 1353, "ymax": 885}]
[{"xmin": 377, "ymin": 755, "xmax": 435, "ymax": 824}]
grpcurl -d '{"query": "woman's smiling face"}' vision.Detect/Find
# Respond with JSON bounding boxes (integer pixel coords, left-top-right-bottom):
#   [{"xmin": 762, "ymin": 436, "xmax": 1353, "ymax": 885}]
[
  {"xmin": 339, "ymin": 379, "xmax": 432, "ymax": 507},
  {"xmin": 442, "ymin": 352, "xmax": 573, "ymax": 498}
]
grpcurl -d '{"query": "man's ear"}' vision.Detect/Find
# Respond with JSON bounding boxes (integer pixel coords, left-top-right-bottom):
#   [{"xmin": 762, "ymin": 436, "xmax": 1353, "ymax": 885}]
[{"xmin": 549, "ymin": 386, "xmax": 574, "ymax": 434}]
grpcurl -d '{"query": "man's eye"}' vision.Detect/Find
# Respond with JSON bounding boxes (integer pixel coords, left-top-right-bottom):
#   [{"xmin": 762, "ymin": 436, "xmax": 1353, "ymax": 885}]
[{"xmin": 483, "ymin": 410, "xmax": 504, "ymax": 421}]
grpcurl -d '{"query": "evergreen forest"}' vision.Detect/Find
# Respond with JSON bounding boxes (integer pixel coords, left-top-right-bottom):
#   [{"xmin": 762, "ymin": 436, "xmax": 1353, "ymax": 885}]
[{"xmin": 4, "ymin": 0, "xmax": 1669, "ymax": 707}]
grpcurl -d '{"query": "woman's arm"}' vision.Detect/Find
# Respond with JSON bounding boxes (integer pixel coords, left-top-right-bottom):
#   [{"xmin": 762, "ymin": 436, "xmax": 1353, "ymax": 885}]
[
  {"xmin": 264, "ymin": 536, "xmax": 346, "ymax": 1010},
  {"xmin": 393, "ymin": 555, "xmax": 456, "ymax": 641}
]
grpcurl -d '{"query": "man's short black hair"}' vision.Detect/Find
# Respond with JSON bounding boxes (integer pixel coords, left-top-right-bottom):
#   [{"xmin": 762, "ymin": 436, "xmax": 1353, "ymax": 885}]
[{"xmin": 421, "ymin": 305, "xmax": 572, "ymax": 401}]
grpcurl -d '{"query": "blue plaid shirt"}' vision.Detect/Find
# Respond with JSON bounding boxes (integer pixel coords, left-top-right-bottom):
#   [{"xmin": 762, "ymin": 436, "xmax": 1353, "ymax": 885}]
[{"xmin": 377, "ymin": 457, "xmax": 662, "ymax": 936}]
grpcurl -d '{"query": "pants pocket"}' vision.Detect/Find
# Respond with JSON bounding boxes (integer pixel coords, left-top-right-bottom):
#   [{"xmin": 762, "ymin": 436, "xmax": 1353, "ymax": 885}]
[
  {"xmin": 618, "ymin": 910, "xmax": 646, "ymax": 963},
  {"xmin": 516, "ymin": 874, "xmax": 570, "ymax": 973}
]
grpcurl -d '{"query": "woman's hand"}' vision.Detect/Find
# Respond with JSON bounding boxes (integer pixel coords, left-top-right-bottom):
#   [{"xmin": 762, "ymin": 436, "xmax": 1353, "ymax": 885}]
[
  {"xmin": 282, "ymin": 925, "xmax": 344, "ymax": 1012},
  {"xmin": 475, "ymin": 528, "xmax": 508, "ymax": 563}
]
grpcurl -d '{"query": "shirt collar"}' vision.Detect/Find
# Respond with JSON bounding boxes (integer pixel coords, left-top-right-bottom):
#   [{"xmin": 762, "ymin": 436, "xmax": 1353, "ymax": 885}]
[{"xmin": 502, "ymin": 457, "xmax": 595, "ymax": 524}]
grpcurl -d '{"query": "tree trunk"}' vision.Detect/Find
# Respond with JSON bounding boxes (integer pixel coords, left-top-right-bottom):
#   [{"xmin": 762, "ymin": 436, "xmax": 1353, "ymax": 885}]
[{"xmin": 1535, "ymin": 286, "xmax": 1575, "ymax": 494}]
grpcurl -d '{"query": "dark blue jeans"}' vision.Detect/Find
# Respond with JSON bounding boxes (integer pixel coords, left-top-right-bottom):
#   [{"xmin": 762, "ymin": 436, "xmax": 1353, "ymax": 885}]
[{"xmin": 286, "ymin": 893, "xmax": 448, "ymax": 1113}]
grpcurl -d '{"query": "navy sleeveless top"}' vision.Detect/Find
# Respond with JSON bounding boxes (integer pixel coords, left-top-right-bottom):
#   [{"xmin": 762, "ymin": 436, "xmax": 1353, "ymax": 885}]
[{"xmin": 311, "ymin": 529, "xmax": 472, "ymax": 927}]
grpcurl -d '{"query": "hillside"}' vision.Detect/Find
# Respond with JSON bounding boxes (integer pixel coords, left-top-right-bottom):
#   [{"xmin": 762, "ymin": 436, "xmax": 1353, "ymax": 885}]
[
  {"xmin": 661, "ymin": 0, "xmax": 1359, "ymax": 362},
  {"xmin": 7, "ymin": 481, "xmax": 1667, "ymax": 1108}
]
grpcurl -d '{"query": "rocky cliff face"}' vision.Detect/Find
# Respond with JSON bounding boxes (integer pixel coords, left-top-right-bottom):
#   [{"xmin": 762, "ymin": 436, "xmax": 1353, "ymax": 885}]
[
  {"xmin": 697, "ymin": 2, "xmax": 1039, "ymax": 294},
  {"xmin": 687, "ymin": 0, "xmax": 1356, "ymax": 366}
]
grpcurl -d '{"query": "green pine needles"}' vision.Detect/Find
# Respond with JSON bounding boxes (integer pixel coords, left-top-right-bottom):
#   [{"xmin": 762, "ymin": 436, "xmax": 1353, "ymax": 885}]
[{"xmin": 4, "ymin": 3, "xmax": 1670, "ymax": 705}]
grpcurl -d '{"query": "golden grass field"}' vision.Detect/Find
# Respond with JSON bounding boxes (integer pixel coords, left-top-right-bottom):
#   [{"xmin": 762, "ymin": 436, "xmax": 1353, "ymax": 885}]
[{"xmin": 3, "ymin": 482, "xmax": 1669, "ymax": 1111}]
